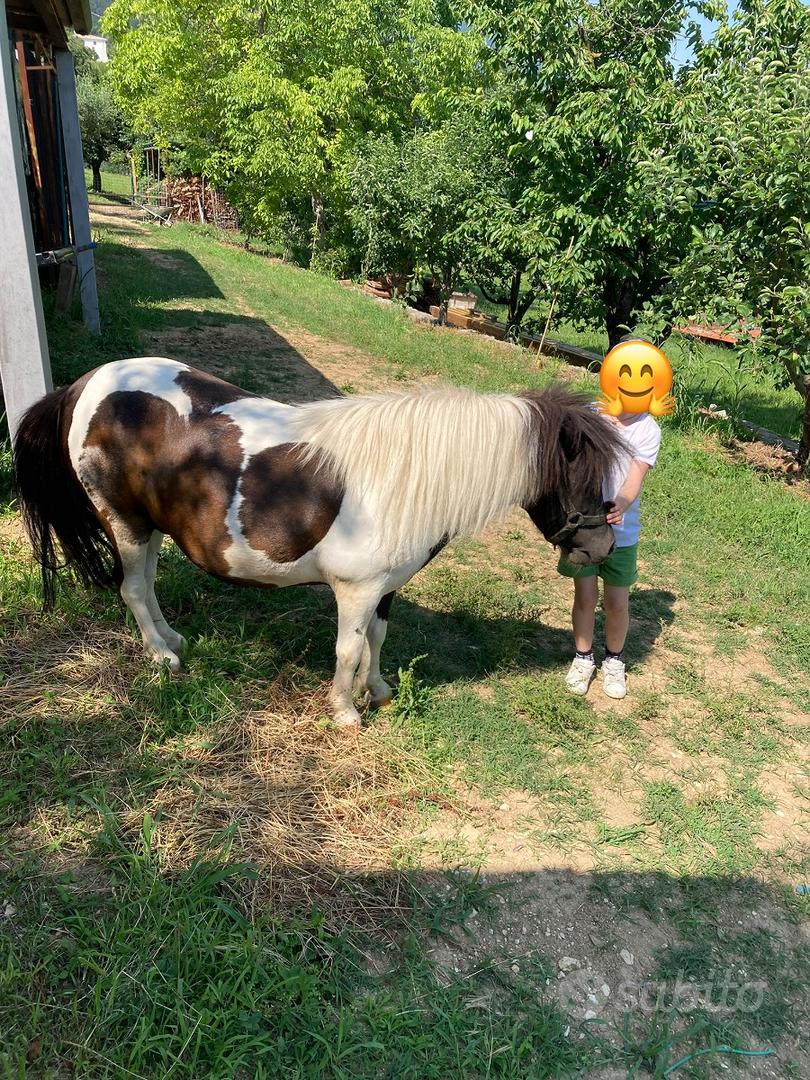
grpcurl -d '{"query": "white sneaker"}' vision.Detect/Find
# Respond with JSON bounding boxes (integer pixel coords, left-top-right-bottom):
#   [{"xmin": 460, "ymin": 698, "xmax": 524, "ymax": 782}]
[
  {"xmin": 601, "ymin": 656, "xmax": 627, "ymax": 699},
  {"xmin": 565, "ymin": 656, "xmax": 596, "ymax": 695}
]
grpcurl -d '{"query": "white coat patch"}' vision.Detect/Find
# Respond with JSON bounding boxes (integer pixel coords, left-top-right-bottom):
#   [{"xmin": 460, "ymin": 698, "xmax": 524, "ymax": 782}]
[{"xmin": 68, "ymin": 357, "xmax": 193, "ymax": 473}]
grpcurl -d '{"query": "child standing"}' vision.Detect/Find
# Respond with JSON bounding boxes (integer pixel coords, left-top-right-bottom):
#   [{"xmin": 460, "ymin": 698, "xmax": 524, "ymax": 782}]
[{"xmin": 558, "ymin": 408, "xmax": 661, "ymax": 699}]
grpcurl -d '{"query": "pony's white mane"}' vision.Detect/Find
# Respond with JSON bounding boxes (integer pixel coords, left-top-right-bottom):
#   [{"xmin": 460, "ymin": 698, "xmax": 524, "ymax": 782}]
[{"xmin": 287, "ymin": 385, "xmax": 537, "ymax": 559}]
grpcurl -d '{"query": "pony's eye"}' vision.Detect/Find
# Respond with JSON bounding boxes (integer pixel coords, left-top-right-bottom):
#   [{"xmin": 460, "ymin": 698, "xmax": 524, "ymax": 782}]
[
  {"xmin": 568, "ymin": 513, "xmax": 583, "ymax": 526},
  {"xmin": 641, "ymin": 364, "xmax": 653, "ymax": 378},
  {"xmin": 619, "ymin": 364, "xmax": 631, "ymax": 378}
]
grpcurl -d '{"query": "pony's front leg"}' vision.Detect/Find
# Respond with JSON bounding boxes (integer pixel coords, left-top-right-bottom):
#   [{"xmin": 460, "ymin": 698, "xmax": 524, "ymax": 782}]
[
  {"xmin": 118, "ymin": 538, "xmax": 181, "ymax": 672},
  {"xmin": 354, "ymin": 591, "xmax": 394, "ymax": 706},
  {"xmin": 330, "ymin": 582, "xmax": 385, "ymax": 729}
]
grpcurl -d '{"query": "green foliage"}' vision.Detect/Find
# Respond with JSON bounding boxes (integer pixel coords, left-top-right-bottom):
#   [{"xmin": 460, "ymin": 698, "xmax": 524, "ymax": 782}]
[
  {"xmin": 462, "ymin": 0, "xmax": 714, "ymax": 344},
  {"xmin": 349, "ymin": 121, "xmax": 492, "ymax": 303},
  {"xmin": 671, "ymin": 0, "xmax": 810, "ymax": 414},
  {"xmin": 67, "ymin": 30, "xmax": 98, "ymax": 81},
  {"xmin": 77, "ymin": 78, "xmax": 128, "ymax": 174},
  {"xmin": 72, "ymin": 38, "xmax": 129, "ymax": 188},
  {"xmin": 103, "ymin": 0, "xmax": 471, "ymax": 254}
]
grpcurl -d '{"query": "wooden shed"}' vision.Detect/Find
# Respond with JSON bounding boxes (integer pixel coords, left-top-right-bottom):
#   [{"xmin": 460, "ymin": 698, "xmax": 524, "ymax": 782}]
[{"xmin": 1, "ymin": 0, "xmax": 99, "ymax": 441}]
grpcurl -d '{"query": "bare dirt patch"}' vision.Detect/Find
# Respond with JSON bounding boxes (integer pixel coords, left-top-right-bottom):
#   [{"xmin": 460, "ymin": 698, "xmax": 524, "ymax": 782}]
[
  {"xmin": 757, "ymin": 768, "xmax": 810, "ymax": 856},
  {"xmin": 139, "ymin": 322, "xmax": 396, "ymax": 402},
  {"xmin": 0, "ymin": 516, "xmax": 26, "ymax": 548},
  {"xmin": 425, "ymin": 866, "xmax": 808, "ymax": 1066},
  {"xmin": 89, "ymin": 202, "xmax": 142, "ymax": 220},
  {"xmin": 144, "ymin": 250, "xmax": 186, "ymax": 271},
  {"xmin": 90, "ymin": 203, "xmax": 152, "ymax": 236}
]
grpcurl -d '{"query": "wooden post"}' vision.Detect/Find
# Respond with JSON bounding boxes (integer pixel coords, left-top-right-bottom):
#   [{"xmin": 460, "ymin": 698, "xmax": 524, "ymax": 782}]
[
  {"xmin": 0, "ymin": 5, "xmax": 53, "ymax": 441},
  {"xmin": 55, "ymin": 48, "xmax": 100, "ymax": 335}
]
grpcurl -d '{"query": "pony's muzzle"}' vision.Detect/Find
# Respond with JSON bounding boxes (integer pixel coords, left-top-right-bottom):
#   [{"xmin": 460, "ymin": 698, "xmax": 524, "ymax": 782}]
[{"xmin": 565, "ymin": 547, "xmax": 591, "ymax": 566}]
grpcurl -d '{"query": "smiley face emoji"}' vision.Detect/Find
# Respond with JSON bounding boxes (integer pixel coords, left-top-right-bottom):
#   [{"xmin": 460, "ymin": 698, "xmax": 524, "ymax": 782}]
[{"xmin": 599, "ymin": 340, "xmax": 675, "ymax": 417}]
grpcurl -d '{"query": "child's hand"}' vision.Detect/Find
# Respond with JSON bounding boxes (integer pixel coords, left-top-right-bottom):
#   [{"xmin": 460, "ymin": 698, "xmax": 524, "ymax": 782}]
[
  {"xmin": 605, "ymin": 497, "xmax": 630, "ymax": 525},
  {"xmin": 597, "ymin": 394, "xmax": 624, "ymax": 418},
  {"xmin": 649, "ymin": 392, "xmax": 676, "ymax": 417}
]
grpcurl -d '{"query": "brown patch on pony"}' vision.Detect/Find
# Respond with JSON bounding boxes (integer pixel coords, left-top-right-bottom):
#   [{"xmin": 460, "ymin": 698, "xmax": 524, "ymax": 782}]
[
  {"xmin": 238, "ymin": 443, "xmax": 344, "ymax": 563},
  {"xmin": 519, "ymin": 387, "xmax": 626, "ymax": 500},
  {"xmin": 82, "ymin": 390, "xmax": 244, "ymax": 576},
  {"xmin": 175, "ymin": 368, "xmax": 257, "ymax": 414}
]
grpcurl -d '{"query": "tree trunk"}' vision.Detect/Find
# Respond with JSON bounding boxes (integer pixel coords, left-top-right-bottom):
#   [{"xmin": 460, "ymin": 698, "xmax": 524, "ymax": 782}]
[
  {"xmin": 800, "ymin": 375, "xmax": 810, "ymax": 469},
  {"xmin": 603, "ymin": 275, "xmax": 637, "ymax": 350},
  {"xmin": 91, "ymin": 162, "xmax": 102, "ymax": 193},
  {"xmin": 784, "ymin": 362, "xmax": 810, "ymax": 468},
  {"xmin": 436, "ymin": 262, "xmax": 458, "ymax": 326},
  {"xmin": 310, "ymin": 192, "xmax": 326, "ymax": 254},
  {"xmin": 504, "ymin": 272, "xmax": 541, "ymax": 339},
  {"xmin": 506, "ymin": 270, "xmax": 522, "ymax": 327}
]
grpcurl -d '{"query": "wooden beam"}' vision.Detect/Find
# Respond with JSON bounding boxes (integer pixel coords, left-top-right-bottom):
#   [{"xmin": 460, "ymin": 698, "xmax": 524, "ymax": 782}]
[
  {"xmin": 0, "ymin": 0, "xmax": 53, "ymax": 441},
  {"xmin": 65, "ymin": 0, "xmax": 92, "ymax": 34},
  {"xmin": 4, "ymin": 10, "xmax": 48, "ymax": 34},
  {"xmin": 55, "ymin": 47, "xmax": 100, "ymax": 334},
  {"xmin": 6, "ymin": 0, "xmax": 91, "ymax": 36},
  {"xmin": 29, "ymin": 0, "xmax": 66, "ymax": 46}
]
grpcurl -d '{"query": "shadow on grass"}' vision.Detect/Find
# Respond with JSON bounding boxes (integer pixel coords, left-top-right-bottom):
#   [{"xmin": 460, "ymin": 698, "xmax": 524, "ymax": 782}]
[
  {"xmin": 1, "ymin": 840, "xmax": 806, "ymax": 1079},
  {"xmin": 384, "ymin": 587, "xmax": 676, "ymax": 686},
  {"xmin": 87, "ymin": 189, "xmax": 134, "ymax": 207},
  {"xmin": 0, "ymin": 537, "xmax": 677, "ymax": 703},
  {"xmin": 13, "ymin": 234, "xmax": 342, "ymax": 410}
]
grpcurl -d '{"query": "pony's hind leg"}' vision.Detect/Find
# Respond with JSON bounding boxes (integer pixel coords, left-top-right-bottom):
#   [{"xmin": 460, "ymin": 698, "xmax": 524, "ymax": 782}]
[
  {"xmin": 331, "ymin": 581, "xmax": 387, "ymax": 729},
  {"xmin": 354, "ymin": 591, "xmax": 394, "ymax": 706},
  {"xmin": 144, "ymin": 532, "xmax": 187, "ymax": 655},
  {"xmin": 117, "ymin": 536, "xmax": 182, "ymax": 672}
]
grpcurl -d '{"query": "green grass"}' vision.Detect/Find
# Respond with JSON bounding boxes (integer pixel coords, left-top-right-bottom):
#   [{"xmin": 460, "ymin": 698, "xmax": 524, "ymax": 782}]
[
  {"xmin": 1, "ymin": 843, "xmax": 593, "ymax": 1079},
  {"xmin": 1, "ymin": 208, "xmax": 808, "ymax": 1078},
  {"xmin": 85, "ymin": 167, "xmax": 133, "ymax": 203}
]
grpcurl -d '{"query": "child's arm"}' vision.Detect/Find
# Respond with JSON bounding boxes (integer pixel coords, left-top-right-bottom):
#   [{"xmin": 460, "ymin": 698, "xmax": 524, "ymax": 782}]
[{"xmin": 606, "ymin": 459, "xmax": 650, "ymax": 524}]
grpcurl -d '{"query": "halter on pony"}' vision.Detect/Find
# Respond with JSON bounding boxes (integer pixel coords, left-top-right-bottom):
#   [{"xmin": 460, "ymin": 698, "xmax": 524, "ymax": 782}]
[{"xmin": 548, "ymin": 508, "xmax": 610, "ymax": 548}]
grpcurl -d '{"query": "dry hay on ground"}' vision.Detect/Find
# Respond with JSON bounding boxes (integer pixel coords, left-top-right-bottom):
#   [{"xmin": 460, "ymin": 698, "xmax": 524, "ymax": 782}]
[
  {"xmin": 724, "ymin": 437, "xmax": 810, "ymax": 498},
  {"xmin": 0, "ymin": 624, "xmax": 431, "ymax": 920},
  {"xmin": 121, "ymin": 670, "xmax": 435, "ymax": 919},
  {"xmin": 0, "ymin": 618, "xmax": 138, "ymax": 720}
]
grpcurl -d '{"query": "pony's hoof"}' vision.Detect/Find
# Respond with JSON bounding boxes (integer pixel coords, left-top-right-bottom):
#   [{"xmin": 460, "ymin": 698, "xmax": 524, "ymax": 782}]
[
  {"xmin": 151, "ymin": 650, "xmax": 181, "ymax": 674},
  {"xmin": 366, "ymin": 681, "xmax": 393, "ymax": 707},
  {"xmin": 367, "ymin": 693, "xmax": 393, "ymax": 709},
  {"xmin": 332, "ymin": 708, "xmax": 361, "ymax": 731}
]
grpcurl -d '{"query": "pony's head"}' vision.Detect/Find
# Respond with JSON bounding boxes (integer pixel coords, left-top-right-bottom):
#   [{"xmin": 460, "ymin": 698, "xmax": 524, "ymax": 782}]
[{"xmin": 520, "ymin": 387, "xmax": 627, "ymax": 565}]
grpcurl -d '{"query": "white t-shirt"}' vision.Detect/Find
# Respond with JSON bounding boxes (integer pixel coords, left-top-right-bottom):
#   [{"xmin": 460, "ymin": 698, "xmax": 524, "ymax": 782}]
[{"xmin": 603, "ymin": 412, "xmax": 661, "ymax": 548}]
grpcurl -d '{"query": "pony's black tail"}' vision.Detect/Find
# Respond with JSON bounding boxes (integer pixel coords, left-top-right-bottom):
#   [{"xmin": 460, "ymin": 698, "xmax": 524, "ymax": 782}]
[{"xmin": 13, "ymin": 386, "xmax": 118, "ymax": 609}]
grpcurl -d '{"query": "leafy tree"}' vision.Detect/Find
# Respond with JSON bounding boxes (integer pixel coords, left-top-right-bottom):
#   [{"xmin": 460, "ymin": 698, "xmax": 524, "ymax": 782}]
[
  {"xmin": 462, "ymin": 0, "xmax": 716, "ymax": 346},
  {"xmin": 672, "ymin": 0, "xmax": 810, "ymax": 456},
  {"xmin": 103, "ymin": 0, "xmax": 472, "ymax": 254},
  {"xmin": 74, "ymin": 56, "xmax": 129, "ymax": 192},
  {"xmin": 67, "ymin": 31, "xmax": 99, "ymax": 81},
  {"xmin": 349, "ymin": 120, "xmax": 488, "ymax": 315}
]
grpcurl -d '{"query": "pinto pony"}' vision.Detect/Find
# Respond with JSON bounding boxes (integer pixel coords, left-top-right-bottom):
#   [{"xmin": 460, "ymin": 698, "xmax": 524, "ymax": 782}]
[{"xmin": 14, "ymin": 358, "xmax": 624, "ymax": 727}]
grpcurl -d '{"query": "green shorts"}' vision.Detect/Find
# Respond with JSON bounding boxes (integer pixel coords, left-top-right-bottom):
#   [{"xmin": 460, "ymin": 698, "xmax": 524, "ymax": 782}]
[{"xmin": 557, "ymin": 543, "xmax": 638, "ymax": 588}]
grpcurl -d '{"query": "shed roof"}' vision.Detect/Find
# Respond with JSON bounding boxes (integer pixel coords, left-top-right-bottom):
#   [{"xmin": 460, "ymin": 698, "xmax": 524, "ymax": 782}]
[{"xmin": 5, "ymin": 0, "xmax": 92, "ymax": 46}]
